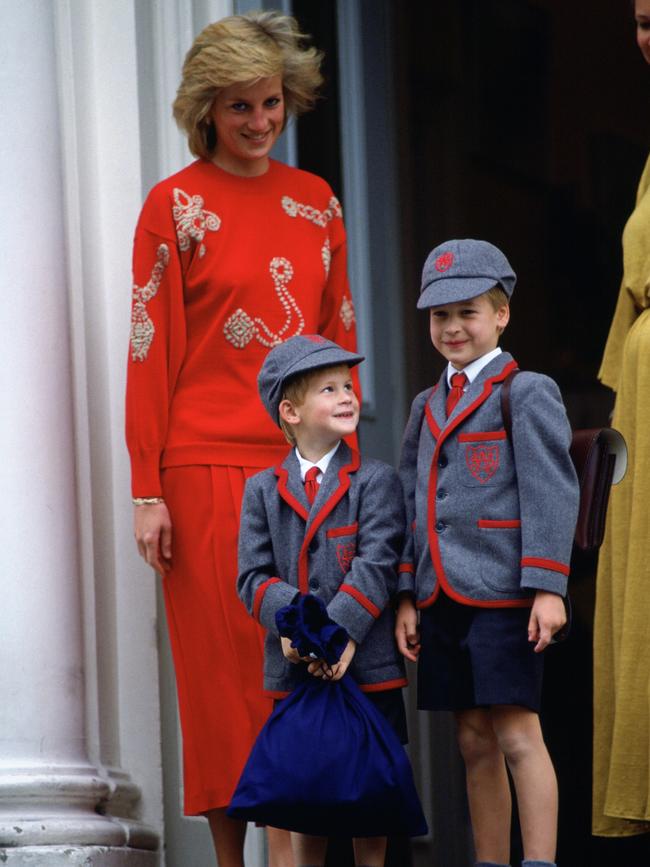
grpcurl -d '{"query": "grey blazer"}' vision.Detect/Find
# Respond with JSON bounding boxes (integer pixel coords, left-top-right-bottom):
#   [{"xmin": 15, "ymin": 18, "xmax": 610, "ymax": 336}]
[
  {"xmin": 398, "ymin": 352, "xmax": 580, "ymax": 607},
  {"xmin": 237, "ymin": 441, "xmax": 407, "ymax": 695}
]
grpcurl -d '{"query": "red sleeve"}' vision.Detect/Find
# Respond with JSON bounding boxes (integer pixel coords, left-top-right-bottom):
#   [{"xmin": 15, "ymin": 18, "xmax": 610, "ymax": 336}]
[{"xmin": 125, "ymin": 197, "xmax": 187, "ymax": 497}]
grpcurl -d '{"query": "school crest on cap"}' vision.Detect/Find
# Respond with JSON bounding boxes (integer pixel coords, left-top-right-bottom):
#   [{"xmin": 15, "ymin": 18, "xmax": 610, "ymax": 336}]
[{"xmin": 435, "ymin": 252, "xmax": 454, "ymax": 272}]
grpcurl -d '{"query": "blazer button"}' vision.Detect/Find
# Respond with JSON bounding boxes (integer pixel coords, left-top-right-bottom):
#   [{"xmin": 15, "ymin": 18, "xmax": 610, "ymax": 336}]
[
  {"xmin": 309, "ymin": 579, "xmax": 320, "ymax": 591},
  {"xmin": 309, "ymin": 539, "xmax": 319, "ymax": 553},
  {"xmin": 437, "ymin": 455, "xmax": 447, "ymax": 468},
  {"xmin": 435, "ymin": 520, "xmax": 446, "ymax": 533},
  {"xmin": 436, "ymin": 488, "xmax": 447, "ymax": 500}
]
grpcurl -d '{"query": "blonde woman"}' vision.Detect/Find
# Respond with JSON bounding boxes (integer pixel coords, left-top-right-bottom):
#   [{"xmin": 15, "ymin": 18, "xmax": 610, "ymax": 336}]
[{"xmin": 126, "ymin": 12, "xmax": 358, "ymax": 866}]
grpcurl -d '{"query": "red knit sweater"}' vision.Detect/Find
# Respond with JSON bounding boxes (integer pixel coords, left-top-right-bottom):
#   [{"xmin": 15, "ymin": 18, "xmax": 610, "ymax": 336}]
[{"xmin": 126, "ymin": 159, "xmax": 359, "ymax": 497}]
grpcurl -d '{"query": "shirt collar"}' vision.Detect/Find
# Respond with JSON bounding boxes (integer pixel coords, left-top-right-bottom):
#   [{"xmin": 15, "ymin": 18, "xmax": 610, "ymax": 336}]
[
  {"xmin": 446, "ymin": 347, "xmax": 502, "ymax": 387},
  {"xmin": 295, "ymin": 441, "xmax": 341, "ymax": 482}
]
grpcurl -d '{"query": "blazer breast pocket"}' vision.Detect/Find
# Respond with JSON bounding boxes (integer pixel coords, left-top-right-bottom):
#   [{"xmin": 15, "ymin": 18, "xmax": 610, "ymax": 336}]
[
  {"xmin": 457, "ymin": 430, "xmax": 514, "ymax": 487},
  {"xmin": 326, "ymin": 523, "xmax": 358, "ymax": 576}
]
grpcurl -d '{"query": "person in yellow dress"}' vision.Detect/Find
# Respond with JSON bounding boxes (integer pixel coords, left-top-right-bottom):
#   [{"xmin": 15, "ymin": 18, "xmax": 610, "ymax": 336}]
[{"xmin": 592, "ymin": 0, "xmax": 650, "ymax": 838}]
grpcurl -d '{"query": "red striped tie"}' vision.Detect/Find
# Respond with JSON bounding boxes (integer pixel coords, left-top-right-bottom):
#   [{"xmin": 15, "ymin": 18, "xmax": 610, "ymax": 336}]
[
  {"xmin": 304, "ymin": 466, "xmax": 320, "ymax": 505},
  {"xmin": 446, "ymin": 372, "xmax": 468, "ymax": 417}
]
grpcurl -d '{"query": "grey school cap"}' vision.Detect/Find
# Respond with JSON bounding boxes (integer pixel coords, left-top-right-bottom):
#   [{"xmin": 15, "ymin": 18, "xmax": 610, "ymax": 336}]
[
  {"xmin": 418, "ymin": 239, "xmax": 516, "ymax": 308},
  {"xmin": 258, "ymin": 334, "xmax": 364, "ymax": 425}
]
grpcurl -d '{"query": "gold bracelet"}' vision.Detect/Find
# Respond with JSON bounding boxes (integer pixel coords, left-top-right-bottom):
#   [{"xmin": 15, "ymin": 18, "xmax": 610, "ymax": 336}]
[{"xmin": 132, "ymin": 496, "xmax": 165, "ymax": 506}]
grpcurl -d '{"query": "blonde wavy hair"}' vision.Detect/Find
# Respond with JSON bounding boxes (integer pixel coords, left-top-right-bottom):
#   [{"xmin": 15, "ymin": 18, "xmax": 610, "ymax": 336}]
[{"xmin": 173, "ymin": 11, "xmax": 324, "ymax": 160}]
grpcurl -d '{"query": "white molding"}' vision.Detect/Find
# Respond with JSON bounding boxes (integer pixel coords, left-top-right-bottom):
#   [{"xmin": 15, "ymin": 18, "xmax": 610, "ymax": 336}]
[
  {"xmin": 0, "ymin": 0, "xmax": 159, "ymax": 858},
  {"xmin": 0, "ymin": 849, "xmax": 157, "ymax": 866},
  {"xmin": 336, "ymin": 0, "xmax": 375, "ymax": 412},
  {"xmin": 150, "ymin": 0, "xmax": 194, "ymax": 179},
  {"xmin": 53, "ymin": 0, "xmax": 163, "ymax": 849}
]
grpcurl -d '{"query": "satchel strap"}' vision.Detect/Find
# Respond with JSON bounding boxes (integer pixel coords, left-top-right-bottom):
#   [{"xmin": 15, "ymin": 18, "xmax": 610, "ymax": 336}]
[{"xmin": 500, "ymin": 368, "xmax": 520, "ymax": 441}]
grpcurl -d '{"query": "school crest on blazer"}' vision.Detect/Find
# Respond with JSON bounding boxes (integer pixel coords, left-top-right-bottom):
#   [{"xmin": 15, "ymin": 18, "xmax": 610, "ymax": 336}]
[{"xmin": 465, "ymin": 443, "xmax": 499, "ymax": 483}]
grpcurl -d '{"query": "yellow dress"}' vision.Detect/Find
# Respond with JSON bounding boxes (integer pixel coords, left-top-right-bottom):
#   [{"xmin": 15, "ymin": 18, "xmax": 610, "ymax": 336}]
[{"xmin": 593, "ymin": 153, "xmax": 650, "ymax": 836}]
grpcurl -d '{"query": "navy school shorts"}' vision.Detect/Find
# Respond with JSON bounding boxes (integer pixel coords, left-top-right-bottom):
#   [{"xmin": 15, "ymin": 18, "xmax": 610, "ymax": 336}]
[{"xmin": 417, "ymin": 592, "xmax": 544, "ymax": 713}]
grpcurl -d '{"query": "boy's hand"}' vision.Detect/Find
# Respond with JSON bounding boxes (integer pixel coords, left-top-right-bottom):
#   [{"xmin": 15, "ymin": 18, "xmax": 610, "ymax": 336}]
[
  {"xmin": 308, "ymin": 639, "xmax": 356, "ymax": 681},
  {"xmin": 395, "ymin": 595, "xmax": 420, "ymax": 662},
  {"xmin": 528, "ymin": 590, "xmax": 567, "ymax": 652},
  {"xmin": 280, "ymin": 636, "xmax": 311, "ymax": 664}
]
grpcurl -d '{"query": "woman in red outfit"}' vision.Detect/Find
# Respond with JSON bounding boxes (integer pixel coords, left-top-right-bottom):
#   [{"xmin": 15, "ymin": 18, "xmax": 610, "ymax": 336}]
[{"xmin": 126, "ymin": 12, "xmax": 358, "ymax": 867}]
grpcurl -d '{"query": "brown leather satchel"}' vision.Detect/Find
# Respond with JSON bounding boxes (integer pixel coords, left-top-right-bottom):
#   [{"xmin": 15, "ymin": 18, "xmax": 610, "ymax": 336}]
[{"xmin": 501, "ymin": 370, "xmax": 627, "ymax": 551}]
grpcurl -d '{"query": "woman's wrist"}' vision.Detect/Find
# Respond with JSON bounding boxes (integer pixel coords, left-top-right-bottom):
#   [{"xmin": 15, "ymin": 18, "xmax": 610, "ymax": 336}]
[{"xmin": 132, "ymin": 496, "xmax": 165, "ymax": 506}]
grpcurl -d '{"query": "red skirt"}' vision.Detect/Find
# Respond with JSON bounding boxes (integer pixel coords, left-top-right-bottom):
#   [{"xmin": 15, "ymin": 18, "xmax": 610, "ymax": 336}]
[{"xmin": 161, "ymin": 465, "xmax": 273, "ymax": 814}]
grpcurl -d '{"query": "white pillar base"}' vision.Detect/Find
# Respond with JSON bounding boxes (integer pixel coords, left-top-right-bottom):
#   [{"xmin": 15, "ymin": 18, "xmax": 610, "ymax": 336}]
[
  {"xmin": 0, "ymin": 767, "xmax": 159, "ymax": 852},
  {"xmin": 0, "ymin": 847, "xmax": 158, "ymax": 866}
]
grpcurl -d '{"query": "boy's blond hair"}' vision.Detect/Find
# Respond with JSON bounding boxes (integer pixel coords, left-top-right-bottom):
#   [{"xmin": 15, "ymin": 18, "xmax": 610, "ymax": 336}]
[
  {"xmin": 279, "ymin": 364, "xmax": 351, "ymax": 445},
  {"xmin": 484, "ymin": 284, "xmax": 509, "ymax": 311},
  {"xmin": 483, "ymin": 284, "xmax": 510, "ymax": 335}
]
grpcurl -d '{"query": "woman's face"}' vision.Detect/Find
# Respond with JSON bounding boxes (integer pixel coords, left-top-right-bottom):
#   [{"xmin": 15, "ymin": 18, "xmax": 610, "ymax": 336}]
[
  {"xmin": 210, "ymin": 75, "xmax": 284, "ymax": 176},
  {"xmin": 635, "ymin": 0, "xmax": 650, "ymax": 64}
]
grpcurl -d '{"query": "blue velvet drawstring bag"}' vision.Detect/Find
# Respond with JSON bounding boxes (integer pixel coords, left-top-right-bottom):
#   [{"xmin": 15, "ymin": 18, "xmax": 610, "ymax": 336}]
[{"xmin": 227, "ymin": 595, "xmax": 428, "ymax": 838}]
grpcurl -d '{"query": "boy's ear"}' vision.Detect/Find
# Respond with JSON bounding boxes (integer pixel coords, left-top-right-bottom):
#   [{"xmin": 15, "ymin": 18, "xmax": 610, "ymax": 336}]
[
  {"xmin": 279, "ymin": 398, "xmax": 301, "ymax": 425},
  {"xmin": 496, "ymin": 304, "xmax": 510, "ymax": 334}
]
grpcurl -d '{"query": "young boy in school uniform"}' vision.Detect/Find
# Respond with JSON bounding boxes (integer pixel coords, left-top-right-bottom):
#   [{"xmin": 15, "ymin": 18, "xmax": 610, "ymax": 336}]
[
  {"xmin": 395, "ymin": 239, "xmax": 580, "ymax": 867},
  {"xmin": 237, "ymin": 334, "xmax": 409, "ymax": 867}
]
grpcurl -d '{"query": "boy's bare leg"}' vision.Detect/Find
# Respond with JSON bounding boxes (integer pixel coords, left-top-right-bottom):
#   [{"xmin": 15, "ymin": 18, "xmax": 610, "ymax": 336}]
[
  {"xmin": 353, "ymin": 835, "xmax": 387, "ymax": 866},
  {"xmin": 491, "ymin": 705, "xmax": 557, "ymax": 863},
  {"xmin": 290, "ymin": 832, "xmax": 327, "ymax": 867},
  {"xmin": 268, "ymin": 826, "xmax": 296, "ymax": 866},
  {"xmin": 454, "ymin": 709, "xmax": 511, "ymax": 865},
  {"xmin": 205, "ymin": 808, "xmax": 246, "ymax": 867}
]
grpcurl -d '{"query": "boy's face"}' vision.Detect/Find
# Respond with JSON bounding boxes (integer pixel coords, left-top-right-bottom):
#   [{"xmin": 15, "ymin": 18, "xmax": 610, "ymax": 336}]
[
  {"xmin": 429, "ymin": 293, "xmax": 509, "ymax": 369},
  {"xmin": 280, "ymin": 365, "xmax": 359, "ymax": 453}
]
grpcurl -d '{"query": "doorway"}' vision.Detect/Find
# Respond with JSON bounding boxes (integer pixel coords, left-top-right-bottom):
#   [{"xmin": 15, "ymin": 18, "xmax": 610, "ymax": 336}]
[{"xmin": 393, "ymin": 2, "xmax": 650, "ymax": 865}]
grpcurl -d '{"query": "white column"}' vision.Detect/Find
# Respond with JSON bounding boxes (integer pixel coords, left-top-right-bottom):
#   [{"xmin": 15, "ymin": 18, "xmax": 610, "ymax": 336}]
[
  {"xmin": 0, "ymin": 0, "xmax": 160, "ymax": 863},
  {"xmin": 54, "ymin": 0, "xmax": 163, "ymax": 855},
  {"xmin": 0, "ymin": 0, "xmax": 123, "ymax": 857}
]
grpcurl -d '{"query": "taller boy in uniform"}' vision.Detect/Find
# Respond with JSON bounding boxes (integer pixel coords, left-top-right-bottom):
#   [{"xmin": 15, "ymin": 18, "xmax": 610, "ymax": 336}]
[
  {"xmin": 237, "ymin": 334, "xmax": 408, "ymax": 867},
  {"xmin": 396, "ymin": 239, "xmax": 580, "ymax": 867}
]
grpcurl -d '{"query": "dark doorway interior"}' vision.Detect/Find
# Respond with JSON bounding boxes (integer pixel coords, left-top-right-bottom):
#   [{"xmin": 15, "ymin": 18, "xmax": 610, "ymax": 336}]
[{"xmin": 394, "ymin": 1, "xmax": 650, "ymax": 866}]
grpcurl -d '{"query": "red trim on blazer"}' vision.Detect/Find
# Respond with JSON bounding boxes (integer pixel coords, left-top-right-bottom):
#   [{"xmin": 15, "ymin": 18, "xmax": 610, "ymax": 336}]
[
  {"xmin": 419, "ymin": 359, "xmax": 532, "ymax": 610},
  {"xmin": 521, "ymin": 557, "xmax": 570, "ymax": 576},
  {"xmin": 417, "ymin": 586, "xmax": 533, "ymax": 610},
  {"xmin": 266, "ymin": 676, "xmax": 408, "ymax": 699},
  {"xmin": 442, "ymin": 359, "xmax": 518, "ymax": 441},
  {"xmin": 275, "ymin": 465, "xmax": 309, "ymax": 521},
  {"xmin": 326, "ymin": 522, "xmax": 359, "ymax": 538},
  {"xmin": 253, "ymin": 577, "xmax": 281, "ymax": 621},
  {"xmin": 360, "ymin": 677, "xmax": 408, "ymax": 693},
  {"xmin": 425, "ymin": 400, "xmax": 441, "ymax": 441},
  {"xmin": 264, "ymin": 689, "xmax": 291, "ymax": 699},
  {"xmin": 297, "ymin": 449, "xmax": 361, "ymax": 594},
  {"xmin": 340, "ymin": 583, "xmax": 381, "ymax": 618},
  {"xmin": 458, "ymin": 430, "xmax": 507, "ymax": 442},
  {"xmin": 398, "ymin": 563, "xmax": 414, "ymax": 573},
  {"xmin": 478, "ymin": 519, "xmax": 522, "ymax": 529}
]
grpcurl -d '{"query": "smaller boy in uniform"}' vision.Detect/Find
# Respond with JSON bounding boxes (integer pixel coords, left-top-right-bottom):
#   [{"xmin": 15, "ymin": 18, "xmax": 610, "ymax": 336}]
[
  {"xmin": 396, "ymin": 239, "xmax": 579, "ymax": 867},
  {"xmin": 238, "ymin": 334, "xmax": 408, "ymax": 867}
]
